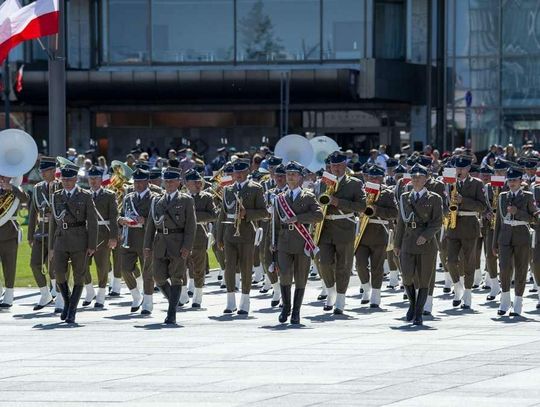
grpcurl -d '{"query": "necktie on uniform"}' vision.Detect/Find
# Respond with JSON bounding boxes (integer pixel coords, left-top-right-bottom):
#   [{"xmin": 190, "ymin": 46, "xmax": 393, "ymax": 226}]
[{"xmin": 289, "ymin": 191, "xmax": 294, "ymax": 201}]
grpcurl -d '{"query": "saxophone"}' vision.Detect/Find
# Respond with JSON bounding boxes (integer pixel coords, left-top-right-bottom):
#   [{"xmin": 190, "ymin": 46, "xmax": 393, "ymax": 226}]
[
  {"xmin": 354, "ymin": 187, "xmax": 380, "ymax": 250},
  {"xmin": 447, "ymin": 183, "xmax": 458, "ymax": 229},
  {"xmin": 491, "ymin": 186, "xmax": 500, "ymax": 230}
]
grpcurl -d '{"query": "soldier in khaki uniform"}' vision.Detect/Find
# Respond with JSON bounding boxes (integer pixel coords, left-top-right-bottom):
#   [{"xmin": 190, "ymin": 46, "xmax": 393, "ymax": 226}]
[
  {"xmin": 50, "ymin": 164, "xmax": 98, "ymax": 323},
  {"xmin": 88, "ymin": 166, "xmax": 118, "ymax": 309},
  {"xmin": 318, "ymin": 151, "xmax": 365, "ymax": 314},
  {"xmin": 261, "ymin": 163, "xmax": 287, "ymax": 306},
  {"xmin": 144, "ymin": 167, "xmax": 196, "ymax": 324},
  {"xmin": 184, "ymin": 169, "xmax": 217, "ymax": 308},
  {"xmin": 274, "ymin": 161, "xmax": 322, "ymax": 324},
  {"xmin": 212, "ymin": 162, "xmax": 233, "ymax": 287},
  {"xmin": 27, "ymin": 157, "xmax": 60, "ymax": 311},
  {"xmin": 445, "ymin": 156, "xmax": 488, "ymax": 310},
  {"xmin": 394, "ymin": 164, "xmax": 443, "ymax": 325},
  {"xmin": 386, "ymin": 164, "xmax": 407, "ymax": 289},
  {"xmin": 355, "ymin": 165, "xmax": 397, "ymax": 308},
  {"xmin": 216, "ymin": 159, "xmax": 267, "ymax": 315},
  {"xmin": 118, "ymin": 168, "xmax": 156, "ymax": 313},
  {"xmin": 0, "ymin": 173, "xmax": 29, "ymax": 308},
  {"xmin": 532, "ymin": 181, "xmax": 540, "ymax": 309},
  {"xmin": 493, "ymin": 167, "xmax": 539, "ymax": 316}
]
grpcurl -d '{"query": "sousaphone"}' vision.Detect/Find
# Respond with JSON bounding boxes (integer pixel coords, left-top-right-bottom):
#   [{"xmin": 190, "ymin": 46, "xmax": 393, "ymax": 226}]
[
  {"xmin": 307, "ymin": 136, "xmax": 339, "ymax": 172},
  {"xmin": 0, "ymin": 129, "xmax": 38, "ymax": 227},
  {"xmin": 274, "ymin": 134, "xmax": 314, "ymax": 167}
]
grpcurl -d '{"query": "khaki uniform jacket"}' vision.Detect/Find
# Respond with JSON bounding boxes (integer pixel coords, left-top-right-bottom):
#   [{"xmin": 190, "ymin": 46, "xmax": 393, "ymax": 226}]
[
  {"xmin": 28, "ymin": 180, "xmax": 60, "ymax": 242},
  {"xmin": 216, "ymin": 180, "xmax": 267, "ymax": 245},
  {"xmin": 360, "ymin": 186, "xmax": 398, "ymax": 246},
  {"xmin": 533, "ymin": 185, "xmax": 540, "ymax": 246},
  {"xmin": 93, "ymin": 188, "xmax": 119, "ymax": 245},
  {"xmin": 0, "ymin": 184, "xmax": 28, "ymax": 242},
  {"xmin": 274, "ymin": 189, "xmax": 323, "ymax": 254},
  {"xmin": 493, "ymin": 189, "xmax": 538, "ymax": 248},
  {"xmin": 49, "ymin": 186, "xmax": 98, "ymax": 252},
  {"xmin": 191, "ymin": 191, "xmax": 217, "ymax": 250},
  {"xmin": 144, "ymin": 192, "xmax": 196, "ymax": 256},
  {"xmin": 319, "ymin": 175, "xmax": 365, "ymax": 244},
  {"xmin": 120, "ymin": 189, "xmax": 155, "ymax": 250},
  {"xmin": 394, "ymin": 190, "xmax": 443, "ymax": 255},
  {"xmin": 445, "ymin": 176, "xmax": 488, "ymax": 239}
]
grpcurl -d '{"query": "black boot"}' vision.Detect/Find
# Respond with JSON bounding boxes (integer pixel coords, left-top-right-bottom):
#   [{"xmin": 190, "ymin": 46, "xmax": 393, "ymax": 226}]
[
  {"xmin": 165, "ymin": 285, "xmax": 181, "ymax": 324},
  {"xmin": 278, "ymin": 285, "xmax": 291, "ymax": 323},
  {"xmin": 414, "ymin": 288, "xmax": 428, "ymax": 326},
  {"xmin": 66, "ymin": 285, "xmax": 83, "ymax": 324},
  {"xmin": 290, "ymin": 288, "xmax": 305, "ymax": 325},
  {"xmin": 57, "ymin": 282, "xmax": 71, "ymax": 321},
  {"xmin": 159, "ymin": 282, "xmax": 171, "ymax": 300},
  {"xmin": 404, "ymin": 285, "xmax": 416, "ymax": 322}
]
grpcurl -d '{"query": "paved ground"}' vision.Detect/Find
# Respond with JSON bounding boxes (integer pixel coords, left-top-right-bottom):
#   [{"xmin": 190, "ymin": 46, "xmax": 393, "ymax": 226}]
[{"xmin": 1, "ymin": 269, "xmax": 540, "ymax": 407}]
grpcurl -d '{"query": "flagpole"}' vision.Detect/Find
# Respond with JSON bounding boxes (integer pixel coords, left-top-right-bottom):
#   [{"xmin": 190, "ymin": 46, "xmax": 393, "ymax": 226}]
[
  {"xmin": 48, "ymin": 0, "xmax": 65, "ymax": 156},
  {"xmin": 3, "ymin": 56, "xmax": 10, "ymax": 129}
]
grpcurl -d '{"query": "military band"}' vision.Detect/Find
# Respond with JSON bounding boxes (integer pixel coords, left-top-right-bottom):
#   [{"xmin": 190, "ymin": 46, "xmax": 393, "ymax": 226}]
[{"xmin": 5, "ymin": 136, "xmax": 540, "ymax": 327}]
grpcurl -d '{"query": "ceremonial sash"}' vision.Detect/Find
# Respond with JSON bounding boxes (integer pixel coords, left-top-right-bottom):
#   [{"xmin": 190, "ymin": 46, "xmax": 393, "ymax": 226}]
[{"xmin": 276, "ymin": 193, "xmax": 319, "ymax": 257}]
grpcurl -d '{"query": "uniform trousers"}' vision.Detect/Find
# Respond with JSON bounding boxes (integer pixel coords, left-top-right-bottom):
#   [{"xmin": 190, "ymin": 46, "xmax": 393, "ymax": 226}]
[{"xmin": 224, "ymin": 241, "xmax": 254, "ymax": 294}]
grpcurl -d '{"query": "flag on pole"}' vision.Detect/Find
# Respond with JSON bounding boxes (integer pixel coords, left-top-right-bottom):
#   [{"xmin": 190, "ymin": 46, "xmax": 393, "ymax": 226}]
[
  {"xmin": 0, "ymin": 0, "xmax": 59, "ymax": 64},
  {"xmin": 0, "ymin": 0, "xmax": 21, "ymax": 22},
  {"xmin": 15, "ymin": 63, "xmax": 23, "ymax": 92}
]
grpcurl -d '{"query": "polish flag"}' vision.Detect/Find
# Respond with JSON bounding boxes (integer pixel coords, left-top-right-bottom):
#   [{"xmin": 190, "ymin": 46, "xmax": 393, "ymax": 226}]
[
  {"xmin": 321, "ymin": 171, "xmax": 337, "ymax": 186},
  {"xmin": 365, "ymin": 181, "xmax": 380, "ymax": 195},
  {"xmin": 401, "ymin": 173, "xmax": 411, "ymax": 185},
  {"xmin": 15, "ymin": 63, "xmax": 23, "ymax": 92},
  {"xmin": 220, "ymin": 175, "xmax": 233, "ymax": 187},
  {"xmin": 101, "ymin": 172, "xmax": 111, "ymax": 187},
  {"xmin": 491, "ymin": 175, "xmax": 505, "ymax": 188},
  {"xmin": 443, "ymin": 168, "xmax": 457, "ymax": 184},
  {"xmin": 0, "ymin": 0, "xmax": 59, "ymax": 64}
]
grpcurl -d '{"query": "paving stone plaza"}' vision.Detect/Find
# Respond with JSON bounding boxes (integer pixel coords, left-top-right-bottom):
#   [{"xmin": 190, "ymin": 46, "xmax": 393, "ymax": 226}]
[{"xmin": 1, "ymin": 268, "xmax": 540, "ymax": 407}]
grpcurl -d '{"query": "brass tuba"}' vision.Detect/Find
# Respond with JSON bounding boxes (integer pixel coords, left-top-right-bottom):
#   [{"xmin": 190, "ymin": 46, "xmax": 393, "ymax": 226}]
[{"xmin": 0, "ymin": 129, "xmax": 38, "ymax": 227}]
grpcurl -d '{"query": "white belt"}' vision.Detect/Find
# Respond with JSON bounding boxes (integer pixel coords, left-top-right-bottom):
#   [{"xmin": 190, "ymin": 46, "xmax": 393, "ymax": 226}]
[
  {"xmin": 226, "ymin": 214, "xmax": 237, "ymax": 220},
  {"xmin": 503, "ymin": 220, "xmax": 530, "ymax": 227},
  {"xmin": 38, "ymin": 217, "xmax": 49, "ymax": 223},
  {"xmin": 457, "ymin": 211, "xmax": 477, "ymax": 217},
  {"xmin": 325, "ymin": 213, "xmax": 355, "ymax": 221},
  {"xmin": 368, "ymin": 219, "xmax": 389, "ymax": 225},
  {"xmin": 97, "ymin": 220, "xmax": 110, "ymax": 226}
]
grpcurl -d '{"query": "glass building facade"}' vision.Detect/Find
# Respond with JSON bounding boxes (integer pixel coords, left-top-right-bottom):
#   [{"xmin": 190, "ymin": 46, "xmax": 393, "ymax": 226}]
[{"xmin": 10, "ymin": 0, "xmax": 540, "ymax": 158}]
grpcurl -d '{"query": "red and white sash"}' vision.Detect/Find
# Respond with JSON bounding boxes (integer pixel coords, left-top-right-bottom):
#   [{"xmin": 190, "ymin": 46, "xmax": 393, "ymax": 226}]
[{"xmin": 276, "ymin": 193, "xmax": 319, "ymax": 256}]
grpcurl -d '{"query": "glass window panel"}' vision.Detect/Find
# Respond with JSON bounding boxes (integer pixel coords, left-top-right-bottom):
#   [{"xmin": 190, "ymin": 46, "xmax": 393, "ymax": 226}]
[
  {"xmin": 453, "ymin": 58, "xmax": 499, "ymax": 107},
  {"xmin": 323, "ymin": 0, "xmax": 365, "ymax": 60},
  {"xmin": 374, "ymin": 0, "xmax": 406, "ymax": 60},
  {"xmin": 502, "ymin": 0, "xmax": 540, "ymax": 56},
  {"xmin": 237, "ymin": 0, "xmax": 320, "ymax": 62},
  {"xmin": 105, "ymin": 0, "xmax": 149, "ymax": 64},
  {"xmin": 454, "ymin": 0, "xmax": 499, "ymax": 57},
  {"xmin": 151, "ymin": 0, "xmax": 234, "ymax": 63},
  {"xmin": 502, "ymin": 56, "xmax": 540, "ymax": 108}
]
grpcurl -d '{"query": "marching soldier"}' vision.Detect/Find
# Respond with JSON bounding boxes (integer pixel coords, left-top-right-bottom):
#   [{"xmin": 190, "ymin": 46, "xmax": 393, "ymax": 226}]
[
  {"xmin": 445, "ymin": 156, "xmax": 488, "ymax": 310},
  {"xmin": 88, "ymin": 166, "xmax": 118, "ymax": 309},
  {"xmin": 532, "ymin": 180, "xmax": 540, "ymax": 309},
  {"xmin": 261, "ymin": 163, "xmax": 288, "ymax": 306},
  {"xmin": 394, "ymin": 164, "xmax": 443, "ymax": 325},
  {"xmin": 49, "ymin": 163, "xmax": 98, "ymax": 323},
  {"xmin": 355, "ymin": 165, "xmax": 397, "ymax": 308},
  {"xmin": 184, "ymin": 169, "xmax": 216, "ymax": 308},
  {"xmin": 478, "ymin": 165, "xmax": 500, "ymax": 300},
  {"xmin": 27, "ymin": 157, "xmax": 59, "ymax": 311},
  {"xmin": 386, "ymin": 164, "xmax": 407, "ymax": 290},
  {"xmin": 118, "ymin": 168, "xmax": 156, "ymax": 314},
  {"xmin": 318, "ymin": 151, "xmax": 365, "ymax": 314},
  {"xmin": 212, "ymin": 162, "xmax": 233, "ymax": 287},
  {"xmin": 274, "ymin": 161, "xmax": 322, "ymax": 324},
  {"xmin": 493, "ymin": 167, "xmax": 539, "ymax": 316},
  {"xmin": 216, "ymin": 159, "xmax": 267, "ymax": 315},
  {"xmin": 144, "ymin": 167, "xmax": 196, "ymax": 324},
  {"xmin": 0, "ymin": 173, "xmax": 29, "ymax": 308}
]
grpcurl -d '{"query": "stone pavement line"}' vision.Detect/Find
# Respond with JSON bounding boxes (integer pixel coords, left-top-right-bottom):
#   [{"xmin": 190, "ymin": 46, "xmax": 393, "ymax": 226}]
[{"xmin": 1, "ymin": 270, "xmax": 540, "ymax": 407}]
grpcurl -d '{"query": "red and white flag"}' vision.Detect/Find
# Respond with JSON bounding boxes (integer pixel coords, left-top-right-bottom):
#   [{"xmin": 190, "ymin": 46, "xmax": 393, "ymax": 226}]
[
  {"xmin": 0, "ymin": 0, "xmax": 59, "ymax": 64},
  {"xmin": 402, "ymin": 173, "xmax": 411, "ymax": 185},
  {"xmin": 443, "ymin": 168, "xmax": 457, "ymax": 184},
  {"xmin": 491, "ymin": 175, "xmax": 505, "ymax": 188},
  {"xmin": 101, "ymin": 172, "xmax": 111, "ymax": 187},
  {"xmin": 220, "ymin": 175, "xmax": 233, "ymax": 187},
  {"xmin": 15, "ymin": 63, "xmax": 23, "ymax": 92},
  {"xmin": 321, "ymin": 171, "xmax": 337, "ymax": 186},
  {"xmin": 365, "ymin": 181, "xmax": 380, "ymax": 195}
]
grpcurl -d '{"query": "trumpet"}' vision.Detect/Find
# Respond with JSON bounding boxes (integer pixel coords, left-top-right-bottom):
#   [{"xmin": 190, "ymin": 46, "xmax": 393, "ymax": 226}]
[
  {"xmin": 313, "ymin": 174, "xmax": 340, "ymax": 246},
  {"xmin": 491, "ymin": 186, "xmax": 500, "ymax": 230},
  {"xmin": 233, "ymin": 192, "xmax": 244, "ymax": 237}
]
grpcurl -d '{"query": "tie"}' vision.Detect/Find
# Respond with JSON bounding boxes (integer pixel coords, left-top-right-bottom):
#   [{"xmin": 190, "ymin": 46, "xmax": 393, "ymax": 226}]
[
  {"xmin": 237, "ymin": 183, "xmax": 242, "ymax": 192},
  {"xmin": 289, "ymin": 191, "xmax": 294, "ymax": 201},
  {"xmin": 167, "ymin": 195, "xmax": 171, "ymax": 204},
  {"xmin": 93, "ymin": 191, "xmax": 97, "ymax": 199},
  {"xmin": 415, "ymin": 192, "xmax": 420, "ymax": 201},
  {"xmin": 66, "ymin": 192, "xmax": 71, "ymax": 199}
]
